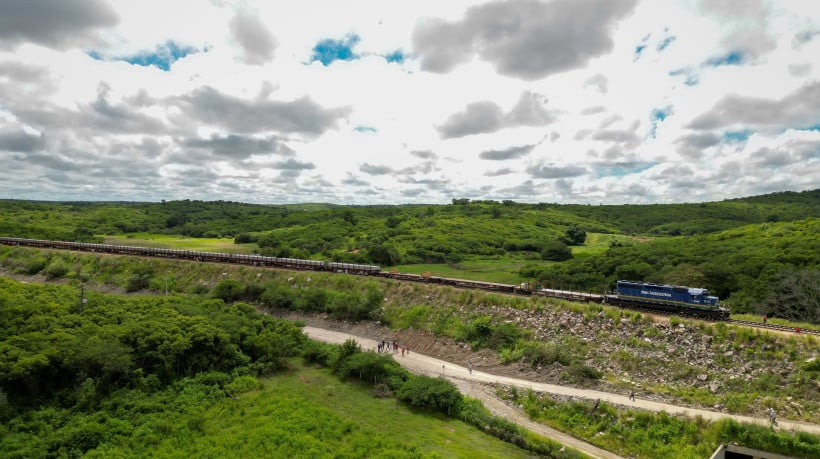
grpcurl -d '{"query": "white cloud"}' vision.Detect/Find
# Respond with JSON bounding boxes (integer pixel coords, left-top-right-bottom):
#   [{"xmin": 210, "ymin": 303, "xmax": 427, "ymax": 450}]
[{"xmin": 0, "ymin": 0, "xmax": 817, "ymax": 204}]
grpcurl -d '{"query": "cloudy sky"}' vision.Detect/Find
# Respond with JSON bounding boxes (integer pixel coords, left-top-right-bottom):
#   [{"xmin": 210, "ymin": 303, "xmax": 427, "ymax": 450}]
[{"xmin": 1, "ymin": 0, "xmax": 818, "ymax": 204}]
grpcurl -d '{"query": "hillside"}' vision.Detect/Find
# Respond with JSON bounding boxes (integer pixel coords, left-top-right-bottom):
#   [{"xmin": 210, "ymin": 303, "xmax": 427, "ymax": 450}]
[
  {"xmin": 1, "ymin": 189, "xmax": 817, "ymax": 320},
  {"xmin": 0, "ymin": 249, "xmax": 817, "ymax": 458}
]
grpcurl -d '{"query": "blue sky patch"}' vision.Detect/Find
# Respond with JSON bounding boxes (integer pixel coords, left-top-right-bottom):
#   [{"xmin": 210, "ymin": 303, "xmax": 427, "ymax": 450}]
[
  {"xmin": 88, "ymin": 41, "xmax": 198, "ymax": 71},
  {"xmin": 384, "ymin": 50, "xmax": 404, "ymax": 64},
  {"xmin": 649, "ymin": 106, "xmax": 672, "ymax": 138},
  {"xmin": 353, "ymin": 125, "xmax": 376, "ymax": 133},
  {"xmin": 723, "ymin": 130, "xmax": 753, "ymax": 142},
  {"xmin": 597, "ymin": 162, "xmax": 657, "ymax": 178},
  {"xmin": 633, "ymin": 44, "xmax": 646, "ymax": 60},
  {"xmin": 657, "ymin": 36, "xmax": 676, "ymax": 51},
  {"xmin": 706, "ymin": 51, "xmax": 745, "ymax": 67},
  {"xmin": 669, "ymin": 68, "xmax": 699, "ymax": 86},
  {"xmin": 311, "ymin": 34, "xmax": 361, "ymax": 65}
]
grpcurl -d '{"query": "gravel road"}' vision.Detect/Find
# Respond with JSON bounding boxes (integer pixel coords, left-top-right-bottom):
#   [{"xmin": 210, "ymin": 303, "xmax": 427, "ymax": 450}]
[{"xmin": 304, "ymin": 326, "xmax": 820, "ymax": 458}]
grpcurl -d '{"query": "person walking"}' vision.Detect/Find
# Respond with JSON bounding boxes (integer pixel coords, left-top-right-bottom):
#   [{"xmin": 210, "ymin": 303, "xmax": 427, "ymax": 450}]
[
  {"xmin": 468, "ymin": 361, "xmax": 472, "ymax": 374},
  {"xmin": 629, "ymin": 391, "xmax": 635, "ymax": 401},
  {"xmin": 769, "ymin": 408, "xmax": 777, "ymax": 426}
]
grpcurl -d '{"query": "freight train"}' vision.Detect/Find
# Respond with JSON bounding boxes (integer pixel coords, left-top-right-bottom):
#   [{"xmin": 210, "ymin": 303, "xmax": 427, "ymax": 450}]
[{"xmin": 0, "ymin": 237, "xmax": 730, "ymax": 320}]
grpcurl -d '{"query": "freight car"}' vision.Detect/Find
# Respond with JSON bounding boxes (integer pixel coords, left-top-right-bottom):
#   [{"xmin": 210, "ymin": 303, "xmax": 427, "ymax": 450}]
[
  {"xmin": 0, "ymin": 237, "xmax": 381, "ymax": 275},
  {"xmin": 603, "ymin": 280, "xmax": 729, "ymax": 320},
  {"xmin": 0, "ymin": 237, "xmax": 731, "ymax": 320}
]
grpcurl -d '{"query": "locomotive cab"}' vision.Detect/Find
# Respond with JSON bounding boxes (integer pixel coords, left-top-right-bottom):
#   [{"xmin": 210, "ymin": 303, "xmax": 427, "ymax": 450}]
[{"xmin": 688, "ymin": 287, "xmax": 719, "ymax": 306}]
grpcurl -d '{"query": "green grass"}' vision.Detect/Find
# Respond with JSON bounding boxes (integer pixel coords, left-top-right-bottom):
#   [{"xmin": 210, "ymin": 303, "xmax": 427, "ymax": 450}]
[
  {"xmin": 570, "ymin": 232, "xmax": 648, "ymax": 258},
  {"xmin": 149, "ymin": 362, "xmax": 538, "ymax": 458},
  {"xmin": 104, "ymin": 233, "xmax": 258, "ymax": 253},
  {"xmin": 394, "ymin": 233, "xmax": 642, "ymax": 283}
]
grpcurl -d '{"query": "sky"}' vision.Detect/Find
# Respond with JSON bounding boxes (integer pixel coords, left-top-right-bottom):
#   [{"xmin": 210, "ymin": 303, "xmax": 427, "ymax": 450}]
[{"xmin": 0, "ymin": 0, "xmax": 818, "ymax": 205}]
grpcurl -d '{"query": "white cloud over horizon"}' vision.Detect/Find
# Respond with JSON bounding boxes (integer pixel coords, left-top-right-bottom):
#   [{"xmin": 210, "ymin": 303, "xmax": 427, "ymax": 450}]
[{"xmin": 0, "ymin": 0, "xmax": 818, "ymax": 205}]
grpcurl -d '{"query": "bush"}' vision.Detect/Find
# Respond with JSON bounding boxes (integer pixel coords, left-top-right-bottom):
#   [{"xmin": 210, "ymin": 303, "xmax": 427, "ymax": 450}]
[
  {"xmin": 541, "ymin": 240, "xmax": 572, "ymax": 261},
  {"xmin": 261, "ymin": 285, "xmax": 297, "ymax": 309},
  {"xmin": 234, "ymin": 233, "xmax": 257, "ymax": 244},
  {"xmin": 25, "ymin": 257, "xmax": 49, "ymax": 275},
  {"xmin": 564, "ymin": 364, "xmax": 603, "ymax": 382},
  {"xmin": 397, "ymin": 375, "xmax": 462, "ymax": 415},
  {"xmin": 225, "ymin": 375, "xmax": 262, "ymax": 395},
  {"xmin": 297, "ymin": 288, "xmax": 328, "ymax": 312},
  {"xmin": 339, "ymin": 352, "xmax": 405, "ymax": 386},
  {"xmin": 241, "ymin": 283, "xmax": 266, "ymax": 302},
  {"xmin": 461, "ymin": 316, "xmax": 525, "ymax": 351},
  {"xmin": 563, "ymin": 225, "xmax": 587, "ymax": 245},
  {"xmin": 211, "ymin": 279, "xmax": 244, "ymax": 302},
  {"xmin": 302, "ymin": 340, "xmax": 338, "ymax": 367},
  {"xmin": 43, "ymin": 260, "xmax": 69, "ymax": 279},
  {"xmin": 522, "ymin": 342, "xmax": 572, "ymax": 367}
]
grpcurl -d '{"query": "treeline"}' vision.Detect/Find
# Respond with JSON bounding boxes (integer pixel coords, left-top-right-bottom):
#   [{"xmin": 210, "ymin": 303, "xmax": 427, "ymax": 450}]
[
  {"xmin": 1, "ymin": 189, "xmax": 817, "ymax": 259},
  {"xmin": 520, "ymin": 218, "xmax": 820, "ymax": 321}
]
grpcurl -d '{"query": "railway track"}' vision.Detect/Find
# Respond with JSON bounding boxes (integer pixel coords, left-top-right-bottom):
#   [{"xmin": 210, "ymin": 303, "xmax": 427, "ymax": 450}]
[
  {"xmin": 727, "ymin": 319, "xmax": 820, "ymax": 336},
  {"xmin": 1, "ymin": 236, "xmax": 817, "ymax": 335}
]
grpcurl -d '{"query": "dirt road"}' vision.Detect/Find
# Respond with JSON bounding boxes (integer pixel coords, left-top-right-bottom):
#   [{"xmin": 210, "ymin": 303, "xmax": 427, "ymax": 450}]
[
  {"xmin": 306, "ymin": 326, "xmax": 624, "ymax": 459},
  {"xmin": 304, "ymin": 326, "xmax": 820, "ymax": 457}
]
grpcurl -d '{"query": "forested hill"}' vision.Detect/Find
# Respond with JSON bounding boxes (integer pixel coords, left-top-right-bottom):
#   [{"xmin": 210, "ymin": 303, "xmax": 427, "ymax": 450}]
[
  {"xmin": 1, "ymin": 189, "xmax": 817, "ymax": 242},
  {"xmin": 1, "ymin": 190, "xmax": 817, "ymax": 321}
]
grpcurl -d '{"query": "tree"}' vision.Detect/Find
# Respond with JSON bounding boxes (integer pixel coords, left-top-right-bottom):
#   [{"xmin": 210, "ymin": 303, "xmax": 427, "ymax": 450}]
[
  {"xmin": 211, "ymin": 279, "xmax": 244, "ymax": 303},
  {"xmin": 367, "ymin": 243, "xmax": 400, "ymax": 265},
  {"xmin": 563, "ymin": 225, "xmax": 587, "ymax": 245},
  {"xmin": 759, "ymin": 269, "xmax": 820, "ymax": 324},
  {"xmin": 397, "ymin": 375, "xmax": 462, "ymax": 415},
  {"xmin": 541, "ymin": 240, "xmax": 572, "ymax": 261}
]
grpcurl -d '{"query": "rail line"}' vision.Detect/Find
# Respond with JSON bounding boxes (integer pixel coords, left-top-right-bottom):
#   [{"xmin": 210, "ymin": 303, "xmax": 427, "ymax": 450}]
[
  {"xmin": 727, "ymin": 319, "xmax": 820, "ymax": 336},
  {"xmin": 1, "ymin": 237, "xmax": 816, "ymax": 335}
]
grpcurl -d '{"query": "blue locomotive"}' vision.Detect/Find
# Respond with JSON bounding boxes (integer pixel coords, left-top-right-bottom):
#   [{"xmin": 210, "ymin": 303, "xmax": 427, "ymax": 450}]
[{"xmin": 606, "ymin": 280, "xmax": 729, "ymax": 320}]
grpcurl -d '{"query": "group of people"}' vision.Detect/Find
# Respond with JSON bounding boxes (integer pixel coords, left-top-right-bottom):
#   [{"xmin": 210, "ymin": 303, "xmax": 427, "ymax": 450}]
[{"xmin": 377, "ymin": 339, "xmax": 409, "ymax": 356}]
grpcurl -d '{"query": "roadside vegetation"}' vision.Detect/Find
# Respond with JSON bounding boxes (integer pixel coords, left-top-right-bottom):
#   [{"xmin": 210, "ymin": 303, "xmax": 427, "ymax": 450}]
[
  {"xmin": 502, "ymin": 388, "xmax": 819, "ymax": 459},
  {"xmin": 0, "ymin": 278, "xmax": 579, "ymax": 458}
]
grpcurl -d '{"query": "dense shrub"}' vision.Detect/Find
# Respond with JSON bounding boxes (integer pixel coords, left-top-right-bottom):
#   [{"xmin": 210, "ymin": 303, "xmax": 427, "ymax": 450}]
[
  {"xmin": 260, "ymin": 284, "xmax": 296, "ymax": 309},
  {"xmin": 211, "ymin": 279, "xmax": 244, "ymax": 302},
  {"xmin": 43, "ymin": 259, "xmax": 69, "ymax": 279},
  {"xmin": 541, "ymin": 240, "xmax": 572, "ymax": 261},
  {"xmin": 397, "ymin": 375, "xmax": 462, "ymax": 415}
]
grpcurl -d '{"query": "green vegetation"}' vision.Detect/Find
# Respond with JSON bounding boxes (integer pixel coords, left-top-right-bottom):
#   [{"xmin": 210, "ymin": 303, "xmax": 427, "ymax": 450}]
[
  {"xmin": 2, "ymin": 189, "xmax": 818, "ymax": 322},
  {"xmin": 506, "ymin": 390, "xmax": 819, "ymax": 459},
  {"xmin": 302, "ymin": 340, "xmax": 584, "ymax": 458},
  {"xmin": 143, "ymin": 362, "xmax": 545, "ymax": 458},
  {"xmin": 1, "ymin": 244, "xmax": 817, "ymax": 420},
  {"xmin": 0, "ymin": 277, "xmax": 583, "ymax": 458}
]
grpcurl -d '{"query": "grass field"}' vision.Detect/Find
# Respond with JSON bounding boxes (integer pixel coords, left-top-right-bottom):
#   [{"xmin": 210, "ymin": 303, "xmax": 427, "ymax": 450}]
[
  {"xmin": 150, "ymin": 362, "xmax": 538, "ymax": 458},
  {"xmin": 104, "ymin": 233, "xmax": 259, "ymax": 253},
  {"xmin": 394, "ymin": 233, "xmax": 642, "ymax": 283},
  {"xmin": 394, "ymin": 258, "xmax": 533, "ymax": 284},
  {"xmin": 570, "ymin": 232, "xmax": 648, "ymax": 258}
]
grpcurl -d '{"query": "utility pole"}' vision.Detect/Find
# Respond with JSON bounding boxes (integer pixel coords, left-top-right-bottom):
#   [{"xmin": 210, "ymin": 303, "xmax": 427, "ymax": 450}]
[{"xmin": 79, "ymin": 284, "xmax": 86, "ymax": 313}]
